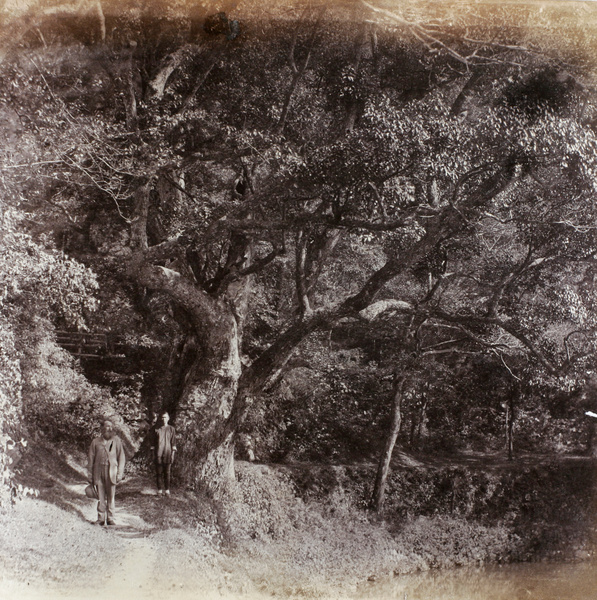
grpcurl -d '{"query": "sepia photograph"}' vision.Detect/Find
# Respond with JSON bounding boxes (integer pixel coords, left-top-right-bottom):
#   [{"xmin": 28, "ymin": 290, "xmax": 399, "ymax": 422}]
[{"xmin": 1, "ymin": 0, "xmax": 597, "ymax": 598}]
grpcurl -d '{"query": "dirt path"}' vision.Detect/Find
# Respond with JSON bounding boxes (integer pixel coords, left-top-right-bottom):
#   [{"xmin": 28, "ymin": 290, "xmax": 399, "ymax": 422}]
[
  {"xmin": 4, "ymin": 443, "xmax": 595, "ymax": 600},
  {"xmin": 0, "ymin": 445, "xmax": 253, "ymax": 600},
  {"xmin": 1, "ymin": 444, "xmax": 407, "ymax": 600}
]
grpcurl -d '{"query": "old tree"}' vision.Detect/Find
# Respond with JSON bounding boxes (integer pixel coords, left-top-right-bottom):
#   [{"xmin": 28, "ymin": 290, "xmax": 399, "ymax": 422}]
[{"xmin": 2, "ymin": 1, "xmax": 597, "ymax": 498}]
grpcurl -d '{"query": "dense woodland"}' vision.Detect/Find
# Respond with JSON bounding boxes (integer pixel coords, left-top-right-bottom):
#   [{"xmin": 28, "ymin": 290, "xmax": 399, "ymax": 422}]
[{"xmin": 2, "ymin": 0, "xmax": 597, "ymax": 532}]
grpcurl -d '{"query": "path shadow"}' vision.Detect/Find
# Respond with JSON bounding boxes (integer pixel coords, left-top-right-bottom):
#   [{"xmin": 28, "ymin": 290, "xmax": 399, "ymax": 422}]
[
  {"xmin": 13, "ymin": 443, "xmax": 98, "ymax": 523},
  {"xmin": 14, "ymin": 442, "xmax": 204, "ymax": 540}
]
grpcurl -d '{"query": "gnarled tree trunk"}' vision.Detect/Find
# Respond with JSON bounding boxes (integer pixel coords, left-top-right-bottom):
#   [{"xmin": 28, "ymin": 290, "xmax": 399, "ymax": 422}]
[
  {"xmin": 175, "ymin": 307, "xmax": 242, "ymax": 495},
  {"xmin": 126, "ymin": 182, "xmax": 251, "ymax": 496}
]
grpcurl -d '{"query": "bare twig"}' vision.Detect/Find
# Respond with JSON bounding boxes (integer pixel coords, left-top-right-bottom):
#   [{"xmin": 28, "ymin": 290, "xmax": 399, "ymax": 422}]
[
  {"xmin": 486, "ymin": 244, "xmax": 534, "ymax": 317},
  {"xmin": 360, "ymin": 0, "xmax": 471, "ymax": 65},
  {"xmin": 493, "ymin": 350, "xmax": 523, "ymax": 380}
]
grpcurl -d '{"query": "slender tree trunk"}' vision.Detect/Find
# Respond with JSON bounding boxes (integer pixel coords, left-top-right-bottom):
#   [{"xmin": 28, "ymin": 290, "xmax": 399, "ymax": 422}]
[
  {"xmin": 417, "ymin": 397, "xmax": 428, "ymax": 446},
  {"xmin": 506, "ymin": 391, "xmax": 515, "ymax": 460},
  {"xmin": 371, "ymin": 374, "xmax": 404, "ymax": 512},
  {"xmin": 275, "ymin": 8, "xmax": 324, "ymax": 135},
  {"xmin": 124, "ymin": 46, "xmax": 139, "ymax": 132},
  {"xmin": 343, "ymin": 22, "xmax": 368, "ymax": 134},
  {"xmin": 409, "ymin": 411, "xmax": 416, "ymax": 448}
]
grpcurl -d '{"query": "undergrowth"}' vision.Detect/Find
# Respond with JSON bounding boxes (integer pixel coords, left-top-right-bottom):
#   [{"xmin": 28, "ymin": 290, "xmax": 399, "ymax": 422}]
[{"xmin": 217, "ymin": 462, "xmax": 514, "ymax": 596}]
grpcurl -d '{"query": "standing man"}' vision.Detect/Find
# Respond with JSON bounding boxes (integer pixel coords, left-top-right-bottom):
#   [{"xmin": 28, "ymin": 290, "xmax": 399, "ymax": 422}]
[
  {"xmin": 151, "ymin": 411, "xmax": 176, "ymax": 495},
  {"xmin": 88, "ymin": 419, "xmax": 126, "ymax": 525}
]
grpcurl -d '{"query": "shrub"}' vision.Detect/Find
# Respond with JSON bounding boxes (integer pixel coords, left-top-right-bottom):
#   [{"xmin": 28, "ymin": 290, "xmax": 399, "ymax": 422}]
[
  {"xmin": 220, "ymin": 462, "xmax": 408, "ymax": 595},
  {"xmin": 0, "ymin": 319, "xmax": 38, "ymax": 509},
  {"xmin": 397, "ymin": 515, "xmax": 515, "ymax": 570},
  {"xmin": 222, "ymin": 463, "xmax": 304, "ymax": 542},
  {"xmin": 18, "ymin": 327, "xmax": 131, "ymax": 451},
  {"xmin": 219, "ymin": 463, "xmax": 519, "ymax": 595}
]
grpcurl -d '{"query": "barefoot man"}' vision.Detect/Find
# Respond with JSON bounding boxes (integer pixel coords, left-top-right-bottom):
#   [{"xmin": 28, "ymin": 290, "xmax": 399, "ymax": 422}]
[{"xmin": 151, "ymin": 411, "xmax": 177, "ymax": 495}]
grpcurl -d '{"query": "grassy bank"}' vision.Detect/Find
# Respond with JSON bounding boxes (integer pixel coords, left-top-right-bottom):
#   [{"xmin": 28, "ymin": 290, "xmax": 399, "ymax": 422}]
[
  {"xmin": 1, "ymin": 445, "xmax": 596, "ymax": 599},
  {"xmin": 282, "ymin": 453, "xmax": 597, "ymax": 562}
]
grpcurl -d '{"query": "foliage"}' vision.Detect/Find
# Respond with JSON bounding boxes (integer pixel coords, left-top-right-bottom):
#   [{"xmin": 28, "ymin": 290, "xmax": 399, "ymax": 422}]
[
  {"xmin": 0, "ymin": 206, "xmax": 102, "ymax": 506},
  {"xmin": 398, "ymin": 515, "xmax": 513, "ymax": 570},
  {"xmin": 0, "ymin": 191, "xmax": 107, "ymax": 501},
  {"xmin": 2, "ymin": 2, "xmax": 597, "ymax": 494},
  {"xmin": 19, "ymin": 331, "xmax": 115, "ymax": 448}
]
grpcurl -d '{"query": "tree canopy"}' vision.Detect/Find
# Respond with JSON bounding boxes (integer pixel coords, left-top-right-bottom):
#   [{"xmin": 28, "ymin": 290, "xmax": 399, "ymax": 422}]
[{"xmin": 2, "ymin": 0, "xmax": 597, "ymax": 499}]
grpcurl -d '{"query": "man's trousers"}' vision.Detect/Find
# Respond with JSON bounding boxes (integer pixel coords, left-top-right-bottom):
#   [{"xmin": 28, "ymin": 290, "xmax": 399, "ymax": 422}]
[
  {"xmin": 156, "ymin": 461, "xmax": 172, "ymax": 491},
  {"xmin": 96, "ymin": 465, "xmax": 116, "ymax": 522}
]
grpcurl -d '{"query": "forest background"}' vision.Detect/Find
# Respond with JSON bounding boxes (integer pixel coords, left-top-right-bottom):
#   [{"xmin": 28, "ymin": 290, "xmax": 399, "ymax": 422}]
[{"xmin": 2, "ymin": 0, "xmax": 597, "ymax": 597}]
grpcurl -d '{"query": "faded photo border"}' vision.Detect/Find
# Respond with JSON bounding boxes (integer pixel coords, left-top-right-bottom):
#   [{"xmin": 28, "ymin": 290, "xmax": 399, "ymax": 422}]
[{"xmin": 2, "ymin": 1, "xmax": 597, "ymax": 599}]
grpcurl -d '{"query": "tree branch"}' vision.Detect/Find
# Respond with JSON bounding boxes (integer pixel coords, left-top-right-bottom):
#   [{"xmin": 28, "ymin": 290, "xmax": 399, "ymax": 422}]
[
  {"xmin": 228, "ymin": 159, "xmax": 538, "ymax": 432},
  {"xmin": 217, "ymin": 213, "xmax": 413, "ymax": 234},
  {"xmin": 126, "ymin": 259, "xmax": 217, "ymax": 328},
  {"xmin": 217, "ymin": 244, "xmax": 285, "ymax": 288},
  {"xmin": 143, "ymin": 236, "xmax": 185, "ymax": 263},
  {"xmin": 486, "ymin": 244, "xmax": 534, "ymax": 317},
  {"xmin": 149, "ymin": 46, "xmax": 187, "ymax": 99},
  {"xmin": 425, "ymin": 308, "xmax": 558, "ymax": 374},
  {"xmin": 177, "ymin": 55, "xmax": 218, "ymax": 116},
  {"xmin": 275, "ymin": 7, "xmax": 325, "ymax": 135},
  {"xmin": 295, "ymin": 229, "xmax": 312, "ymax": 317},
  {"xmin": 239, "ymin": 205, "xmax": 460, "ymax": 395}
]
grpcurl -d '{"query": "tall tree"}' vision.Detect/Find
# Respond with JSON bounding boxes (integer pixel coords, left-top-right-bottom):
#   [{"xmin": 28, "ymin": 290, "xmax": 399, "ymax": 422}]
[{"xmin": 2, "ymin": 1, "xmax": 597, "ymax": 496}]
